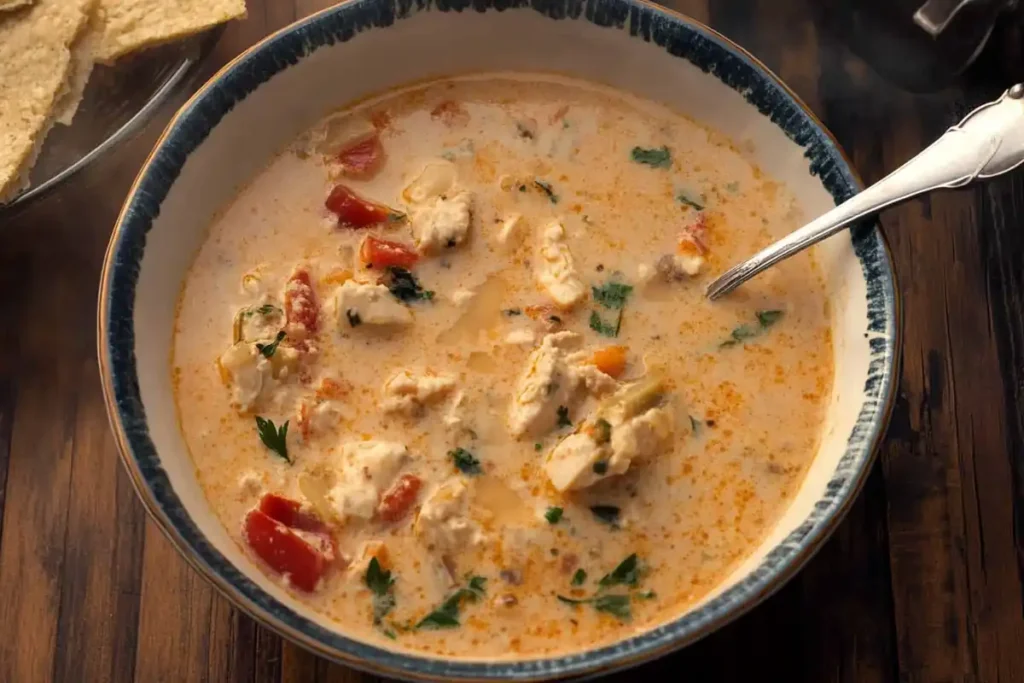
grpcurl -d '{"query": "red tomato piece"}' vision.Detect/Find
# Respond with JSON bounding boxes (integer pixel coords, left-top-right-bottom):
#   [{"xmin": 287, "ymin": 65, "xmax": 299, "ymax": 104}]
[
  {"xmin": 325, "ymin": 184, "xmax": 397, "ymax": 228},
  {"xmin": 679, "ymin": 213, "xmax": 709, "ymax": 256},
  {"xmin": 243, "ymin": 509, "xmax": 330, "ymax": 592},
  {"xmin": 258, "ymin": 493, "xmax": 329, "ymax": 533},
  {"xmin": 360, "ymin": 236, "xmax": 419, "ymax": 269},
  {"xmin": 377, "ymin": 474, "xmax": 422, "ymax": 523},
  {"xmin": 337, "ymin": 134, "xmax": 385, "ymax": 180},
  {"xmin": 285, "ymin": 268, "xmax": 319, "ymax": 337}
]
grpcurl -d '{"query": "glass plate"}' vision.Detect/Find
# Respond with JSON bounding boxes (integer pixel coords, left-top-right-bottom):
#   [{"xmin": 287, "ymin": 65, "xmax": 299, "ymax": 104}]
[{"xmin": 3, "ymin": 28, "xmax": 221, "ymax": 211}]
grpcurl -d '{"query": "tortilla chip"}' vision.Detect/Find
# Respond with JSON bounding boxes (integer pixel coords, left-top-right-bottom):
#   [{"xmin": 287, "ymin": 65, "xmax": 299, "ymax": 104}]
[
  {"xmin": 54, "ymin": 16, "xmax": 101, "ymax": 126},
  {"xmin": 0, "ymin": 0, "xmax": 34, "ymax": 13},
  {"xmin": 0, "ymin": 0, "xmax": 97, "ymax": 202},
  {"xmin": 95, "ymin": 0, "xmax": 247, "ymax": 64}
]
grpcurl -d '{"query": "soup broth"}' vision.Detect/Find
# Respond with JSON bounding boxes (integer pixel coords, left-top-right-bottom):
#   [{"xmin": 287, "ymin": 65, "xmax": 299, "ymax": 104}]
[{"xmin": 172, "ymin": 74, "xmax": 832, "ymax": 658}]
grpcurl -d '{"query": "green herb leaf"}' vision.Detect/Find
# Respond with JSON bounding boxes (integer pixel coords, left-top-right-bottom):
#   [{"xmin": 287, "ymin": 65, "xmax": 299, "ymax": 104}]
[
  {"xmin": 719, "ymin": 310, "xmax": 786, "ymax": 349},
  {"xmin": 557, "ymin": 405, "xmax": 572, "ymax": 428},
  {"xmin": 534, "ymin": 442, "xmax": 543, "ymax": 452},
  {"xmin": 533, "ymin": 179, "xmax": 559, "ymax": 204},
  {"xmin": 384, "ymin": 267, "xmax": 434, "ymax": 303},
  {"xmin": 756, "ymin": 309, "xmax": 785, "ymax": 328},
  {"xmin": 589, "ymin": 311, "xmax": 619, "ymax": 338},
  {"xmin": 593, "ymin": 594, "xmax": 632, "ymax": 620},
  {"xmin": 545, "ymin": 507, "xmax": 564, "ymax": 524},
  {"xmin": 365, "ymin": 558, "xmax": 396, "ymax": 627},
  {"xmin": 630, "ymin": 146, "xmax": 672, "ymax": 169},
  {"xmin": 598, "ymin": 554, "xmax": 641, "ymax": 588},
  {"xmin": 449, "ymin": 448, "xmax": 482, "ymax": 475},
  {"xmin": 557, "ymin": 593, "xmax": 632, "ymax": 621},
  {"xmin": 255, "ymin": 330, "xmax": 286, "ymax": 358},
  {"xmin": 590, "ymin": 505, "xmax": 620, "ymax": 527},
  {"xmin": 416, "ymin": 576, "xmax": 486, "ymax": 630},
  {"xmin": 254, "ymin": 417, "xmax": 290, "ymax": 463},
  {"xmin": 572, "ymin": 569, "xmax": 587, "ymax": 586},
  {"xmin": 594, "ymin": 418, "xmax": 612, "ymax": 444},
  {"xmin": 244, "ymin": 303, "xmax": 281, "ymax": 318},
  {"xmin": 516, "ymin": 121, "xmax": 535, "ymax": 139},
  {"xmin": 676, "ymin": 190, "xmax": 705, "ymax": 211},
  {"xmin": 503, "ymin": 308, "xmax": 523, "ymax": 316},
  {"xmin": 592, "ymin": 281, "xmax": 634, "ymax": 310}
]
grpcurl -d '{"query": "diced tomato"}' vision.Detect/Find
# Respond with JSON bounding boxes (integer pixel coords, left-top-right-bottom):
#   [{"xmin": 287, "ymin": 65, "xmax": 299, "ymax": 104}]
[
  {"xmin": 243, "ymin": 509, "xmax": 332, "ymax": 592},
  {"xmin": 337, "ymin": 134, "xmax": 385, "ymax": 180},
  {"xmin": 325, "ymin": 184, "xmax": 399, "ymax": 229},
  {"xmin": 360, "ymin": 235, "xmax": 419, "ymax": 269},
  {"xmin": 679, "ymin": 213, "xmax": 709, "ymax": 255},
  {"xmin": 430, "ymin": 100, "xmax": 469, "ymax": 126},
  {"xmin": 258, "ymin": 493, "xmax": 329, "ymax": 533},
  {"xmin": 285, "ymin": 268, "xmax": 319, "ymax": 337},
  {"xmin": 377, "ymin": 474, "xmax": 422, "ymax": 523}
]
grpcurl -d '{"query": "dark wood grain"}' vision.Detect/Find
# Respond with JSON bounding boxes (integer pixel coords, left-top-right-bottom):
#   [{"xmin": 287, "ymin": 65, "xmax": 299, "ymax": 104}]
[{"xmin": 0, "ymin": 0, "xmax": 1022, "ymax": 681}]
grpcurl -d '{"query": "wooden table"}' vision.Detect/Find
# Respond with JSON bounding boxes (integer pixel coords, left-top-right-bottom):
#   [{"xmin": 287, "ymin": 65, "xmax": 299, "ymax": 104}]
[{"xmin": 1, "ymin": 0, "xmax": 1023, "ymax": 681}]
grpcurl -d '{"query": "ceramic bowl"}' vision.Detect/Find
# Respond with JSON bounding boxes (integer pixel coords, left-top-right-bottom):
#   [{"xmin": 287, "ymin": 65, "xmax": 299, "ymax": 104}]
[{"xmin": 98, "ymin": 1, "xmax": 900, "ymax": 679}]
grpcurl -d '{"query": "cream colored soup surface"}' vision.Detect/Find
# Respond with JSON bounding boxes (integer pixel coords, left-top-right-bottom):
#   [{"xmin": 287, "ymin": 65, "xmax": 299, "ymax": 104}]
[{"xmin": 173, "ymin": 73, "xmax": 832, "ymax": 659}]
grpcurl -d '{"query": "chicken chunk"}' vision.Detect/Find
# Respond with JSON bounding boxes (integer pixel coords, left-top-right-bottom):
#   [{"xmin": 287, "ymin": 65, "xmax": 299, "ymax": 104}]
[
  {"xmin": 415, "ymin": 479, "xmax": 482, "ymax": 555},
  {"xmin": 335, "ymin": 281, "xmax": 412, "ymax": 328},
  {"xmin": 325, "ymin": 441, "xmax": 409, "ymax": 522},
  {"xmin": 535, "ymin": 221, "xmax": 586, "ymax": 308},
  {"xmin": 507, "ymin": 332, "xmax": 615, "ymax": 438},
  {"xmin": 380, "ymin": 370, "xmax": 456, "ymax": 416},
  {"xmin": 543, "ymin": 379, "xmax": 674, "ymax": 492},
  {"xmin": 410, "ymin": 191, "xmax": 473, "ymax": 253},
  {"xmin": 218, "ymin": 343, "xmax": 274, "ymax": 411}
]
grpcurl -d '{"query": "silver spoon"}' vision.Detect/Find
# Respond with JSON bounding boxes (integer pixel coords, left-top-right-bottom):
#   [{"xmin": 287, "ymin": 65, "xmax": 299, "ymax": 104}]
[{"xmin": 706, "ymin": 83, "xmax": 1024, "ymax": 300}]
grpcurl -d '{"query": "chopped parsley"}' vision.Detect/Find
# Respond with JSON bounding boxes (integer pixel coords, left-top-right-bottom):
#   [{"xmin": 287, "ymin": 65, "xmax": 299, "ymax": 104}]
[
  {"xmin": 593, "ymin": 418, "xmax": 612, "ymax": 444},
  {"xmin": 254, "ymin": 416, "xmax": 290, "ymax": 464},
  {"xmin": 676, "ymin": 190, "xmax": 705, "ymax": 211},
  {"xmin": 416, "ymin": 576, "xmax": 487, "ymax": 629},
  {"xmin": 720, "ymin": 309, "xmax": 786, "ymax": 349},
  {"xmin": 557, "ymin": 593, "xmax": 632, "ymax": 621},
  {"xmin": 255, "ymin": 330, "xmax": 286, "ymax": 358},
  {"xmin": 571, "ymin": 569, "xmax": 587, "ymax": 586},
  {"xmin": 534, "ymin": 179, "xmax": 559, "ymax": 204},
  {"xmin": 589, "ymin": 311, "xmax": 621, "ymax": 338},
  {"xmin": 598, "ymin": 554, "xmax": 641, "ymax": 588},
  {"xmin": 557, "ymin": 405, "xmax": 572, "ymax": 428},
  {"xmin": 544, "ymin": 507, "xmax": 564, "ymax": 524},
  {"xmin": 756, "ymin": 309, "xmax": 785, "ymax": 328},
  {"xmin": 503, "ymin": 308, "xmax": 523, "ymax": 316},
  {"xmin": 592, "ymin": 281, "xmax": 634, "ymax": 310},
  {"xmin": 364, "ymin": 558, "xmax": 396, "ymax": 636},
  {"xmin": 346, "ymin": 309, "xmax": 362, "ymax": 328},
  {"xmin": 515, "ymin": 121, "xmax": 535, "ymax": 139},
  {"xmin": 449, "ymin": 448, "xmax": 482, "ymax": 475},
  {"xmin": 590, "ymin": 505, "xmax": 620, "ymax": 527},
  {"xmin": 593, "ymin": 460, "xmax": 609, "ymax": 475},
  {"xmin": 383, "ymin": 267, "xmax": 434, "ymax": 303},
  {"xmin": 630, "ymin": 146, "xmax": 672, "ymax": 169},
  {"xmin": 590, "ymin": 279, "xmax": 633, "ymax": 338},
  {"xmin": 534, "ymin": 442, "xmax": 543, "ymax": 452}
]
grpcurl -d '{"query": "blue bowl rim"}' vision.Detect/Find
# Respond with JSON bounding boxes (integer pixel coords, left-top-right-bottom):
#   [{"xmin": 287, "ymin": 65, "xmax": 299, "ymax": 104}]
[{"xmin": 97, "ymin": 0, "xmax": 901, "ymax": 680}]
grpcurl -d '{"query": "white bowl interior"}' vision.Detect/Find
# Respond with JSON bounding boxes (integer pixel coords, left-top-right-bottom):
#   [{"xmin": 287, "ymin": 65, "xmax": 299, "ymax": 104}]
[{"xmin": 130, "ymin": 7, "xmax": 877, "ymax": 655}]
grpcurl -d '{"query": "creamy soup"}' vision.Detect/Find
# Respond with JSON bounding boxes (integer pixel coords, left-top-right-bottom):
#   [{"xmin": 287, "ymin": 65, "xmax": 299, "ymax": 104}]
[{"xmin": 173, "ymin": 74, "xmax": 832, "ymax": 658}]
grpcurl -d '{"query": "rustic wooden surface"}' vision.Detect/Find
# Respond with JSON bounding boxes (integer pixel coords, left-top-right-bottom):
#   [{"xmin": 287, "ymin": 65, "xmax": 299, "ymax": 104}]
[{"xmin": 1, "ymin": 0, "xmax": 1022, "ymax": 681}]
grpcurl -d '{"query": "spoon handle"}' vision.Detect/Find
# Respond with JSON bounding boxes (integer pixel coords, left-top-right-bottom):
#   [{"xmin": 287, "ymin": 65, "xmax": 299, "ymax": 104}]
[{"xmin": 706, "ymin": 84, "xmax": 1024, "ymax": 300}]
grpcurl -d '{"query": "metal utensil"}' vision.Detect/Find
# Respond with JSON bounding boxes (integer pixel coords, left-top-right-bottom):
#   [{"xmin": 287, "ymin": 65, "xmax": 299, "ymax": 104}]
[{"xmin": 706, "ymin": 83, "xmax": 1024, "ymax": 300}]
